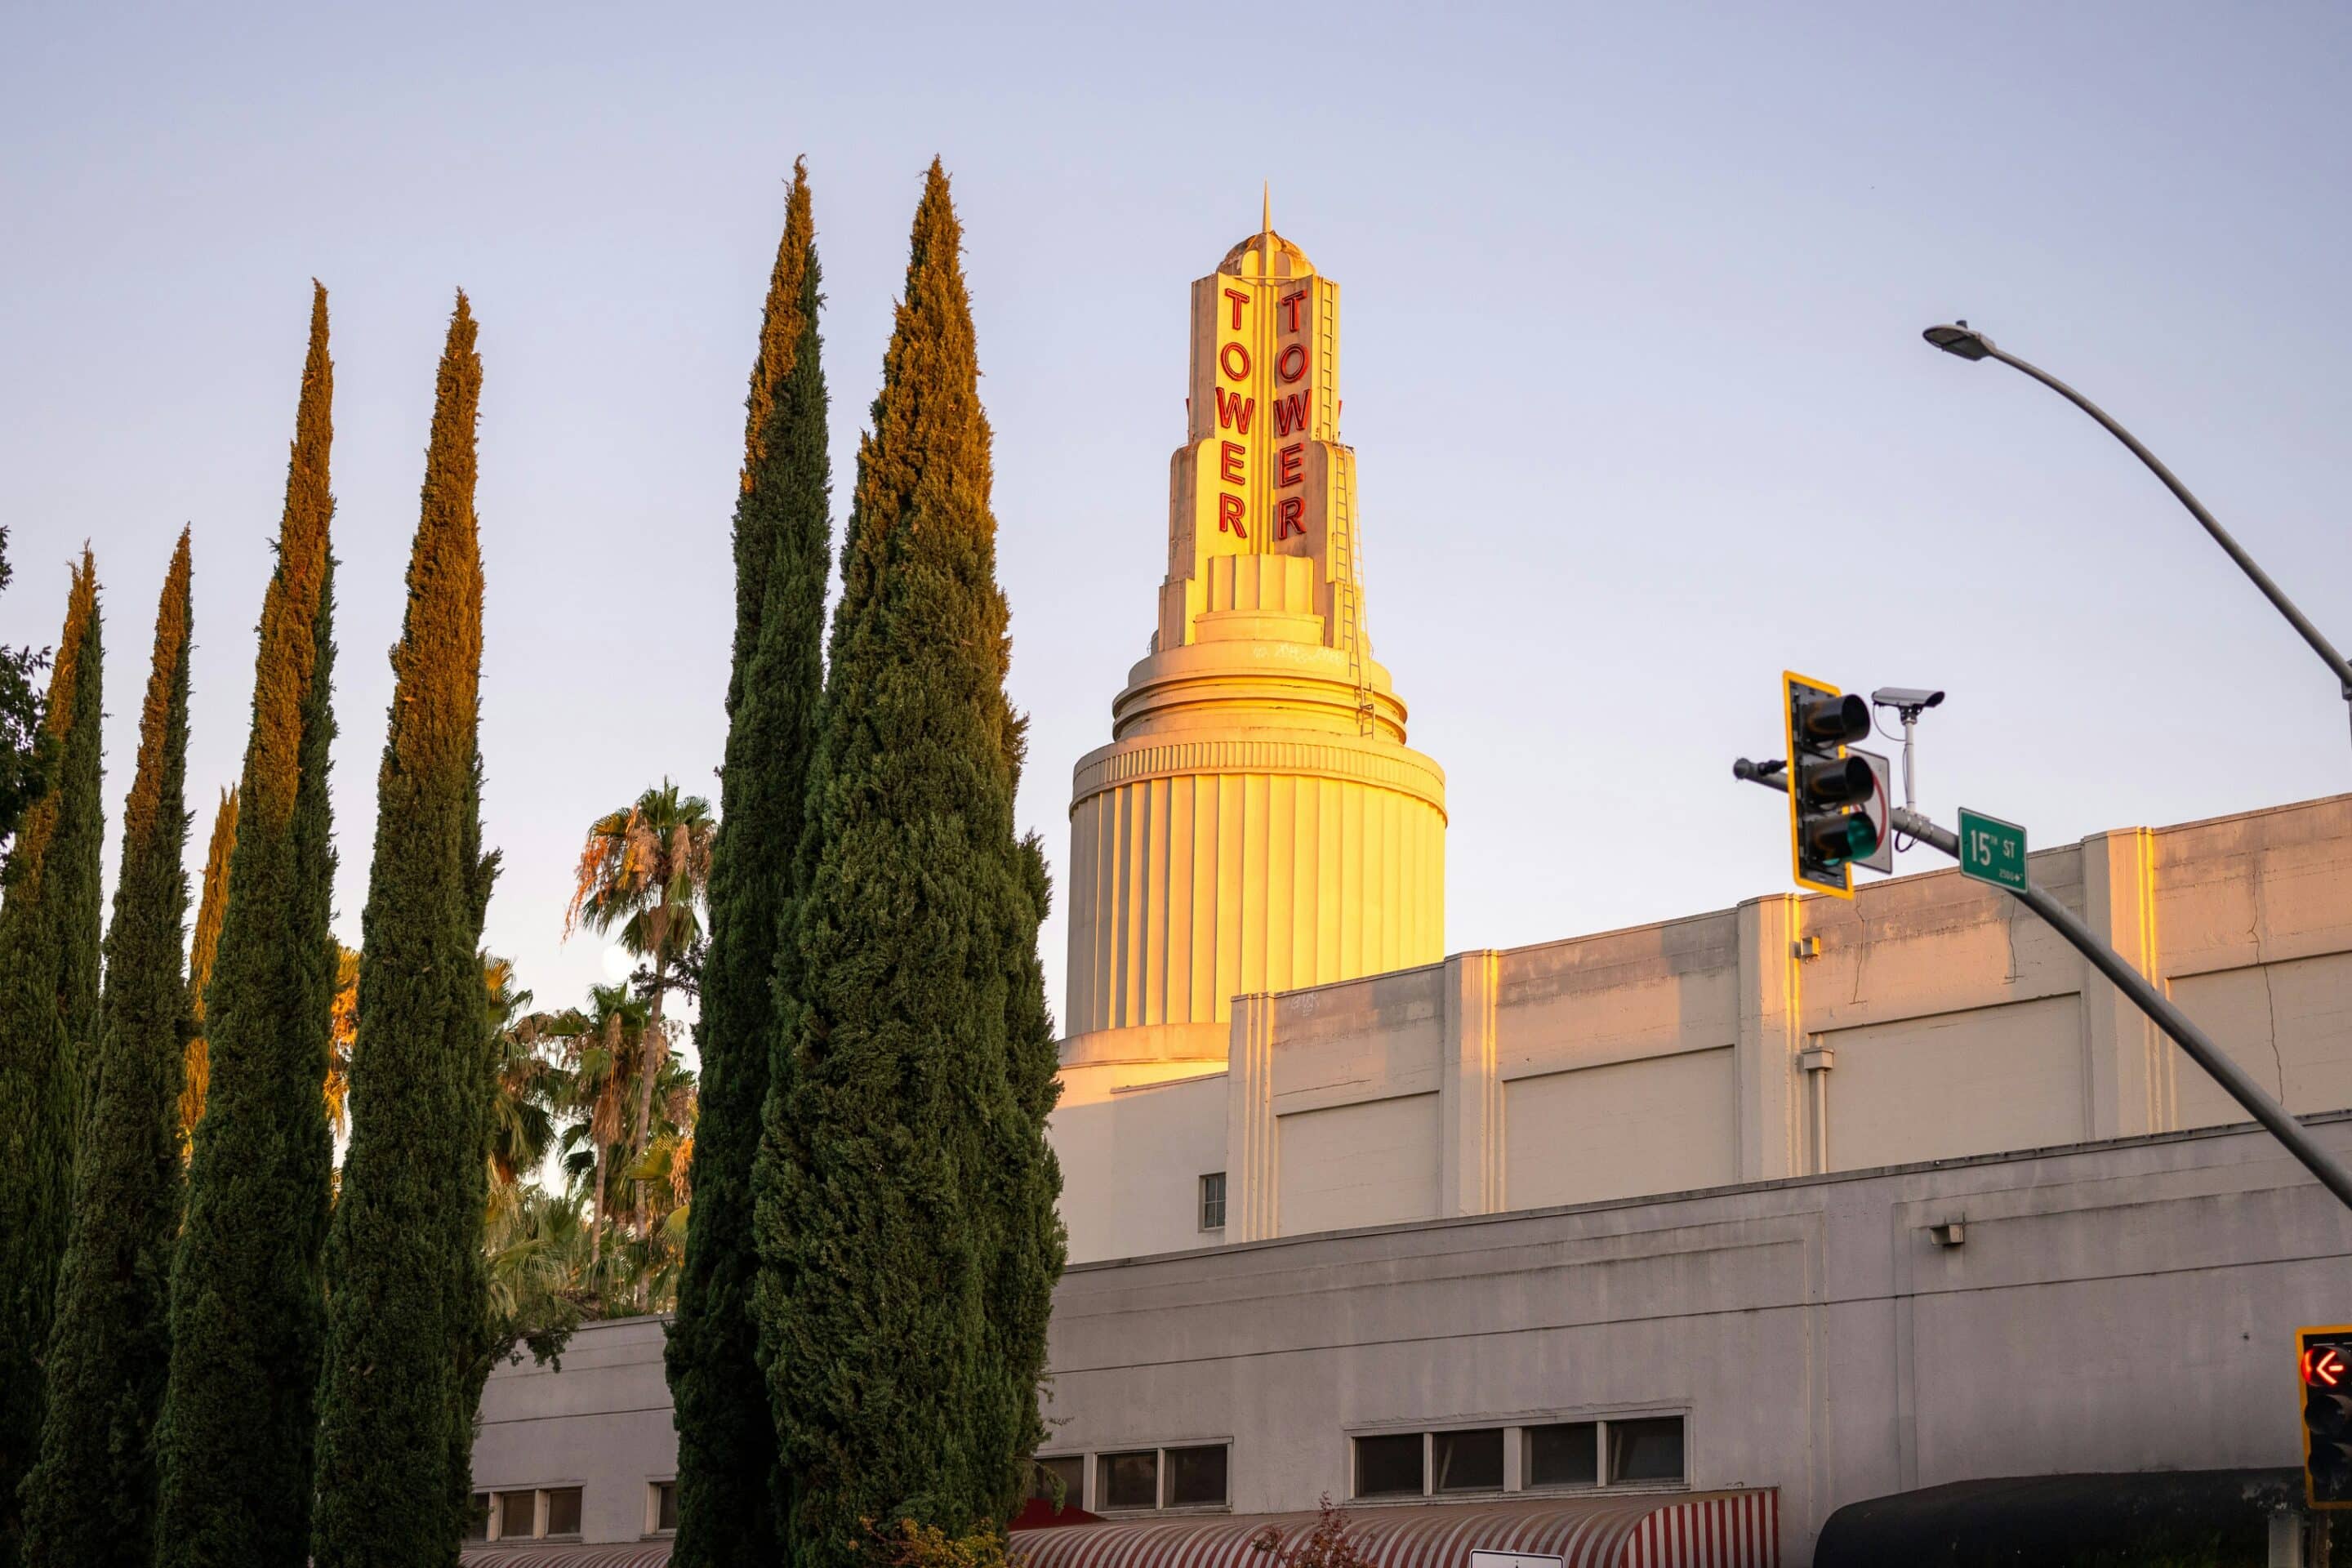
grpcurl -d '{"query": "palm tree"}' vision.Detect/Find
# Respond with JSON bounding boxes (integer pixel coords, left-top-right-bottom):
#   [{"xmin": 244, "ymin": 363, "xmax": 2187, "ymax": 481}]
[
  {"xmin": 563, "ymin": 781, "xmax": 713, "ymax": 1231},
  {"xmin": 618, "ymin": 1054, "xmax": 697, "ymax": 1312},
  {"xmin": 482, "ymin": 1180, "xmax": 590, "ymax": 1365},
  {"xmin": 546, "ymin": 981, "xmax": 648, "ymax": 1270},
  {"xmin": 482, "ymin": 954, "xmax": 564, "ymax": 1190},
  {"xmin": 543, "ymin": 993, "xmax": 697, "ymax": 1316}
]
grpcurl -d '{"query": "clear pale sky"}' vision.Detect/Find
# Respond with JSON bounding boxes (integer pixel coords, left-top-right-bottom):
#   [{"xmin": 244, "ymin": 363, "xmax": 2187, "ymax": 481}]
[{"xmin": 6, "ymin": 2, "xmax": 2348, "ymax": 1048}]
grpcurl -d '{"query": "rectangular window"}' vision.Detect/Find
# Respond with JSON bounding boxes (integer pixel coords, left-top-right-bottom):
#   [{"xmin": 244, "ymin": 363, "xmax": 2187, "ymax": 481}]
[
  {"xmin": 1200, "ymin": 1172, "xmax": 1227, "ymax": 1231},
  {"xmin": 464, "ymin": 1493, "xmax": 490, "ymax": 1542},
  {"xmin": 544, "ymin": 1486, "xmax": 584, "ymax": 1537},
  {"xmin": 1432, "ymin": 1428, "xmax": 1503, "ymax": 1493},
  {"xmin": 1354, "ymin": 1432, "xmax": 1424, "ymax": 1498},
  {"xmin": 497, "ymin": 1491, "xmax": 537, "ymax": 1539},
  {"xmin": 1606, "ymin": 1417, "xmax": 1685, "ymax": 1483},
  {"xmin": 653, "ymin": 1480, "xmax": 679, "ymax": 1533},
  {"xmin": 1100, "ymin": 1450, "xmax": 1160, "ymax": 1510},
  {"xmin": 1526, "ymin": 1422, "xmax": 1599, "ymax": 1488},
  {"xmin": 1032, "ymin": 1455, "xmax": 1085, "ymax": 1512},
  {"xmin": 1165, "ymin": 1445, "xmax": 1228, "ymax": 1508}
]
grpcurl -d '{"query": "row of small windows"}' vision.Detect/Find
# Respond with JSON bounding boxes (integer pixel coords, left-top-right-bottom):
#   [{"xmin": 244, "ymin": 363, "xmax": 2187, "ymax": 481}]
[
  {"xmin": 1032, "ymin": 1443, "xmax": 1232, "ymax": 1512},
  {"xmin": 1033, "ymin": 1415, "xmax": 1682, "ymax": 1517},
  {"xmin": 462, "ymin": 1479, "xmax": 678, "ymax": 1541},
  {"xmin": 464, "ymin": 1486, "xmax": 582, "ymax": 1542},
  {"xmin": 1354, "ymin": 1416, "xmax": 1685, "ymax": 1498},
  {"xmin": 466, "ymin": 1421, "xmax": 1677, "ymax": 1541}
]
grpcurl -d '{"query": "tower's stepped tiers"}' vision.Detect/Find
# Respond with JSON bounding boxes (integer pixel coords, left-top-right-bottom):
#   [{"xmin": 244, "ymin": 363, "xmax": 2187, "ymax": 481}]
[{"xmin": 1060, "ymin": 214, "xmax": 1446, "ymax": 1059}]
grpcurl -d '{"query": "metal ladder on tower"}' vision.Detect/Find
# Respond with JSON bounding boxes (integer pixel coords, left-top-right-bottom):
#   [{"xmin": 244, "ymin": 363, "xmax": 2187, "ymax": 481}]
[{"xmin": 1327, "ymin": 448, "xmax": 1377, "ymax": 737}]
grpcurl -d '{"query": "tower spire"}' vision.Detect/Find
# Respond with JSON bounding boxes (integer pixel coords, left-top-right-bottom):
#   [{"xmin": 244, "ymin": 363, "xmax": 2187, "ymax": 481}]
[{"xmin": 1052, "ymin": 215, "xmax": 1449, "ymax": 1186}]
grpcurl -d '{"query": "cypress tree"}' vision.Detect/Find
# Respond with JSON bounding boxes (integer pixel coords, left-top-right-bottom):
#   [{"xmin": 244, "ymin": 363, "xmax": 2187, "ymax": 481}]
[
  {"xmin": 21, "ymin": 532, "xmax": 194, "ymax": 1568},
  {"xmin": 755, "ymin": 159, "xmax": 1062, "ymax": 1568},
  {"xmin": 157, "ymin": 283, "xmax": 339, "ymax": 1568},
  {"xmin": 0, "ymin": 552, "xmax": 103, "ymax": 1568},
  {"xmin": 668, "ymin": 158, "xmax": 830, "ymax": 1568},
  {"xmin": 177, "ymin": 787, "xmax": 236, "ymax": 1149},
  {"xmin": 313, "ymin": 292, "xmax": 492, "ymax": 1568}
]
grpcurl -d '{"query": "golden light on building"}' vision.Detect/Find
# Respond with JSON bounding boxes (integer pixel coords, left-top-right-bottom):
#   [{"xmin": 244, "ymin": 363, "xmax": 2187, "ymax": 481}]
[{"xmin": 1061, "ymin": 198, "xmax": 1448, "ymax": 1063}]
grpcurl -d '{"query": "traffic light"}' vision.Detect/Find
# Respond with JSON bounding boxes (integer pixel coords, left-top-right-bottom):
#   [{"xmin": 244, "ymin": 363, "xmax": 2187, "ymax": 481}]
[
  {"xmin": 1781, "ymin": 671, "xmax": 1880, "ymax": 899},
  {"xmin": 2301, "ymin": 1325, "xmax": 2352, "ymax": 1508}
]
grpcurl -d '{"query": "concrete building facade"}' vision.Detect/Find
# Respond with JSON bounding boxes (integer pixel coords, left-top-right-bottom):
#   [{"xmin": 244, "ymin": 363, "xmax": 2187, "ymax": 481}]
[
  {"xmin": 472, "ymin": 1111, "xmax": 2352, "ymax": 1563},
  {"xmin": 1054, "ymin": 786, "xmax": 2352, "ymax": 1266},
  {"xmin": 465, "ymin": 218, "xmax": 2352, "ymax": 1566}
]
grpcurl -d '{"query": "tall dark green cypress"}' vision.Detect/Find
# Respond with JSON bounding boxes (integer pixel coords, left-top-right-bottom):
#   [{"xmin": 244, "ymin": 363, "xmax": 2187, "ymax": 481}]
[
  {"xmin": 669, "ymin": 159, "xmax": 830, "ymax": 1568},
  {"xmin": 157, "ymin": 283, "xmax": 339, "ymax": 1568},
  {"xmin": 21, "ymin": 533, "xmax": 193, "ymax": 1568},
  {"xmin": 0, "ymin": 552, "xmax": 103, "ymax": 1568},
  {"xmin": 755, "ymin": 159, "xmax": 1062, "ymax": 1568},
  {"xmin": 311, "ymin": 294, "xmax": 492, "ymax": 1568}
]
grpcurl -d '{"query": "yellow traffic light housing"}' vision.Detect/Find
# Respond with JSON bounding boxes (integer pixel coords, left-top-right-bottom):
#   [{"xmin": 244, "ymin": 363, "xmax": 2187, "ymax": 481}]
[{"xmin": 1782, "ymin": 671, "xmax": 1878, "ymax": 899}]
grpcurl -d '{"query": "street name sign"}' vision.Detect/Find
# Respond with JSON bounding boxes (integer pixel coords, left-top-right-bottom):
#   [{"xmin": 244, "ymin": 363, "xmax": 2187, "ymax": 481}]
[
  {"xmin": 1957, "ymin": 808, "xmax": 2027, "ymax": 891},
  {"xmin": 1471, "ymin": 1553, "xmax": 1564, "ymax": 1568}
]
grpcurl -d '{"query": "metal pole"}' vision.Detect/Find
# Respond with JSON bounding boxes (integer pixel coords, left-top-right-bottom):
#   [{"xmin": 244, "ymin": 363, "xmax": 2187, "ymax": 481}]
[
  {"xmin": 1900, "ymin": 711, "xmax": 1918, "ymax": 811},
  {"xmin": 1888, "ymin": 804, "xmax": 2352, "ymax": 1213},
  {"xmin": 1976, "ymin": 341, "xmax": 2352, "ymax": 738}
]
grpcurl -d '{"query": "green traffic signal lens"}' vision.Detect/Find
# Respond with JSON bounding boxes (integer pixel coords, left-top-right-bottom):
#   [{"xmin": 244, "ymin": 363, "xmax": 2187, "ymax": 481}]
[
  {"xmin": 1801, "ymin": 811, "xmax": 1881, "ymax": 867},
  {"xmin": 1844, "ymin": 814, "xmax": 1881, "ymax": 859}
]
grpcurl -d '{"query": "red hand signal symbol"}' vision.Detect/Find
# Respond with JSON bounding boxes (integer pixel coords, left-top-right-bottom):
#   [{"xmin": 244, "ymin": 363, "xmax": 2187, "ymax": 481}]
[{"xmin": 2305, "ymin": 1347, "xmax": 2346, "ymax": 1388}]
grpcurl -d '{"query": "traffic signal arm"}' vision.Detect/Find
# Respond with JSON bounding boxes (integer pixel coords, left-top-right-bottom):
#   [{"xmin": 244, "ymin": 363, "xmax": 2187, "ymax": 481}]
[{"xmin": 1886, "ymin": 804, "xmax": 2352, "ymax": 1216}]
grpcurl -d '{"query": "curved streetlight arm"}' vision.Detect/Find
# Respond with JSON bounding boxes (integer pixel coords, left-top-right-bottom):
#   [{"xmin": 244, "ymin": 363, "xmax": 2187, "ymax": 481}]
[{"xmin": 1976, "ymin": 339, "xmax": 2352, "ymax": 716}]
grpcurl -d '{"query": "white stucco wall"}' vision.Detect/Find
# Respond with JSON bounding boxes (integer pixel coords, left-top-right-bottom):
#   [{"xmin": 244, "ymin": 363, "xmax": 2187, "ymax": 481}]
[
  {"xmin": 473, "ymin": 1314, "xmax": 672, "ymax": 1545},
  {"xmin": 1068, "ymin": 794, "xmax": 2352, "ymax": 1260},
  {"xmin": 1042, "ymin": 1114, "xmax": 2352, "ymax": 1566},
  {"xmin": 473, "ymin": 1111, "xmax": 2352, "ymax": 1565}
]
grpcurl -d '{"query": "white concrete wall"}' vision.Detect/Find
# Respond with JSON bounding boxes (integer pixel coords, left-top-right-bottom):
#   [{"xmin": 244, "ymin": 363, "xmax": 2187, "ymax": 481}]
[
  {"xmin": 1052, "ymin": 1067, "xmax": 1232, "ymax": 1261},
  {"xmin": 473, "ymin": 1315, "xmax": 672, "ymax": 1546},
  {"xmin": 471, "ymin": 1115, "xmax": 2352, "ymax": 1562},
  {"xmin": 1505, "ymin": 1046, "xmax": 1737, "ymax": 1208},
  {"xmin": 1042, "ymin": 1114, "xmax": 2352, "ymax": 1566},
  {"xmin": 1065, "ymin": 795, "xmax": 2352, "ymax": 1258},
  {"xmin": 1278, "ymin": 1092, "xmax": 1440, "ymax": 1234}
]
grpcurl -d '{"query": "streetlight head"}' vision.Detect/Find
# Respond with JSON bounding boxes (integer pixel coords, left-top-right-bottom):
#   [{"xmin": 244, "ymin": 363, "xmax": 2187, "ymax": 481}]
[{"xmin": 1924, "ymin": 323, "xmax": 1993, "ymax": 360}]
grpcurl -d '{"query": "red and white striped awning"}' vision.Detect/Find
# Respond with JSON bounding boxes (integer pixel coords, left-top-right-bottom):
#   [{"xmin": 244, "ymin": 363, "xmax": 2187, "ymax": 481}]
[
  {"xmin": 1009, "ymin": 1493, "xmax": 1779, "ymax": 1568},
  {"xmin": 461, "ymin": 1545, "xmax": 671, "ymax": 1568},
  {"xmin": 458, "ymin": 1493, "xmax": 1777, "ymax": 1568}
]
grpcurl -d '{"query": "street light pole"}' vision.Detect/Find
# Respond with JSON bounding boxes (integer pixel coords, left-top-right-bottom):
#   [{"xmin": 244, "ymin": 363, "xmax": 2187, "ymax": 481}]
[{"xmin": 1922, "ymin": 323, "xmax": 2352, "ymax": 745}]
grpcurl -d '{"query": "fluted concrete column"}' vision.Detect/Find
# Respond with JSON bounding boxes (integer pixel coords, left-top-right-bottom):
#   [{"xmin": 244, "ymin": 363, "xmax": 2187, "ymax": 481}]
[
  {"xmin": 2082, "ymin": 827, "xmax": 2167, "ymax": 1137},
  {"xmin": 1735, "ymin": 895, "xmax": 1804, "ymax": 1182},
  {"xmin": 1225, "ymin": 992, "xmax": 1279, "ymax": 1242},
  {"xmin": 1439, "ymin": 950, "xmax": 1503, "ymax": 1217}
]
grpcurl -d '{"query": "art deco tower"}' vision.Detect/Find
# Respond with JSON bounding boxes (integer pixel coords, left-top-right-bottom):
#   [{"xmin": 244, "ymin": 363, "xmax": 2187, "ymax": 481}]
[{"xmin": 1062, "ymin": 206, "xmax": 1447, "ymax": 1067}]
